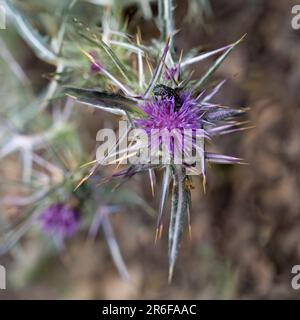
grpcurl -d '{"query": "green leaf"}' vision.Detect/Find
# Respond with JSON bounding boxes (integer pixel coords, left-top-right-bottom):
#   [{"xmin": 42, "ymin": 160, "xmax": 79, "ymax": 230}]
[
  {"xmin": 168, "ymin": 165, "xmax": 190, "ymax": 283},
  {"xmin": 65, "ymin": 87, "xmax": 144, "ymax": 116}
]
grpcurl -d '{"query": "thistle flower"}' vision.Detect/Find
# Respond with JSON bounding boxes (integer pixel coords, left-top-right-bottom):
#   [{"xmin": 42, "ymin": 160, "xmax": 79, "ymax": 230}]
[
  {"xmin": 134, "ymin": 90, "xmax": 205, "ymax": 160},
  {"xmin": 39, "ymin": 203, "xmax": 79, "ymax": 246},
  {"xmin": 136, "ymin": 91, "xmax": 198, "ymax": 133},
  {"xmin": 65, "ymin": 9, "xmax": 248, "ymax": 281}
]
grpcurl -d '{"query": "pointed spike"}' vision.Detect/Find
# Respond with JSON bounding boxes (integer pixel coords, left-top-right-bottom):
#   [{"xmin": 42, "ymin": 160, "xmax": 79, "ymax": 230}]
[
  {"xmin": 74, "ymin": 175, "xmax": 89, "ymax": 191},
  {"xmin": 154, "ymin": 223, "xmax": 163, "ymax": 244},
  {"xmin": 80, "ymin": 159, "xmax": 97, "ymax": 168},
  {"xmin": 155, "ymin": 227, "xmax": 159, "ymax": 244},
  {"xmin": 149, "ymin": 169, "xmax": 155, "ymax": 197},
  {"xmin": 157, "ymin": 166, "xmax": 171, "ymax": 230},
  {"xmin": 168, "ymin": 264, "xmax": 174, "ymax": 284},
  {"xmin": 181, "ymin": 44, "xmax": 232, "ymax": 68},
  {"xmin": 188, "ymin": 224, "xmax": 192, "ymax": 241},
  {"xmin": 159, "ymin": 223, "xmax": 164, "ymax": 240},
  {"xmin": 145, "ymin": 57, "xmax": 153, "ymax": 77},
  {"xmin": 202, "ymin": 175, "xmax": 206, "ymax": 194}
]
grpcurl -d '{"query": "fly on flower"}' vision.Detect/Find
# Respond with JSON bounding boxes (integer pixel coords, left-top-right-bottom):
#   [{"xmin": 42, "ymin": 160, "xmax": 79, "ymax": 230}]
[{"xmin": 65, "ymin": 21, "xmax": 248, "ymax": 281}]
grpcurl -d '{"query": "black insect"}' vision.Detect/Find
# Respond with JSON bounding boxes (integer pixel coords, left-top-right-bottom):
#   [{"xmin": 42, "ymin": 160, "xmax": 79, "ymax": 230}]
[{"xmin": 153, "ymin": 84, "xmax": 182, "ymax": 111}]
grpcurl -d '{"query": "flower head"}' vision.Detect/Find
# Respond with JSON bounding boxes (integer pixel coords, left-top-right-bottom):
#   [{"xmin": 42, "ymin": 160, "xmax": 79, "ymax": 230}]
[
  {"xmin": 135, "ymin": 88, "xmax": 204, "ymax": 159},
  {"xmin": 39, "ymin": 203, "xmax": 79, "ymax": 245},
  {"xmin": 136, "ymin": 90, "xmax": 199, "ymax": 132}
]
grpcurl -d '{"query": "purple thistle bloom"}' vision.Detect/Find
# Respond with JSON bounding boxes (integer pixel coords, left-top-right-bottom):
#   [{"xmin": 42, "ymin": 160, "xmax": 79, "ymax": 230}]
[
  {"xmin": 39, "ymin": 204, "xmax": 79, "ymax": 245},
  {"xmin": 135, "ymin": 92, "xmax": 203, "ymax": 157},
  {"xmin": 136, "ymin": 92, "xmax": 199, "ymax": 132}
]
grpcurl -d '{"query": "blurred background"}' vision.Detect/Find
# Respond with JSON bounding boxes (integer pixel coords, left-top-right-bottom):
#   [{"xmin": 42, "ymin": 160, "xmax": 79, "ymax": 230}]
[{"xmin": 1, "ymin": 0, "xmax": 300, "ymax": 299}]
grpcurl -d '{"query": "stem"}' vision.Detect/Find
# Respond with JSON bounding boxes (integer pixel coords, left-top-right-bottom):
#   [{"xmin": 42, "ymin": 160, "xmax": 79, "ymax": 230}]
[
  {"xmin": 168, "ymin": 165, "xmax": 190, "ymax": 282},
  {"xmin": 158, "ymin": 0, "xmax": 175, "ymax": 52}
]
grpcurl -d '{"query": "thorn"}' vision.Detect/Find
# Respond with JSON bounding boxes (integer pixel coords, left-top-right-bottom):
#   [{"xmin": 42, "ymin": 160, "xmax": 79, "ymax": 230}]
[
  {"xmin": 168, "ymin": 264, "xmax": 174, "ymax": 284},
  {"xmin": 150, "ymin": 183, "xmax": 155, "ymax": 197},
  {"xmin": 65, "ymin": 93, "xmax": 77, "ymax": 100},
  {"xmin": 238, "ymin": 33, "xmax": 247, "ymax": 43},
  {"xmin": 188, "ymin": 224, "xmax": 192, "ymax": 241},
  {"xmin": 155, "ymin": 228, "xmax": 159, "ymax": 244},
  {"xmin": 149, "ymin": 169, "xmax": 155, "ymax": 197},
  {"xmin": 202, "ymin": 175, "xmax": 206, "ymax": 194},
  {"xmin": 179, "ymin": 49, "xmax": 184, "ymax": 63},
  {"xmin": 80, "ymin": 160, "xmax": 97, "ymax": 168},
  {"xmin": 154, "ymin": 223, "xmax": 163, "ymax": 244},
  {"xmin": 80, "ymin": 48, "xmax": 95, "ymax": 63},
  {"xmin": 136, "ymin": 27, "xmax": 142, "ymax": 44},
  {"xmin": 112, "ymin": 182, "xmax": 122, "ymax": 192},
  {"xmin": 74, "ymin": 175, "xmax": 89, "ymax": 191},
  {"xmin": 159, "ymin": 223, "xmax": 163, "ymax": 240},
  {"xmin": 145, "ymin": 57, "xmax": 153, "ymax": 77}
]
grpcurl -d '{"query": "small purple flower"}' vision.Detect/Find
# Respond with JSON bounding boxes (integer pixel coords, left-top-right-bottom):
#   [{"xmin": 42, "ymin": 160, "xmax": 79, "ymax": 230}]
[
  {"xmin": 91, "ymin": 62, "xmax": 102, "ymax": 73},
  {"xmin": 89, "ymin": 51, "xmax": 102, "ymax": 74},
  {"xmin": 39, "ymin": 203, "xmax": 79, "ymax": 245},
  {"xmin": 163, "ymin": 66, "xmax": 178, "ymax": 81}
]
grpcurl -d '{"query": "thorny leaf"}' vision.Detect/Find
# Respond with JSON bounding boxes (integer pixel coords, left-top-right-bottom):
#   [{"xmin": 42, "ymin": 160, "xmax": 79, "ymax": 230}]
[
  {"xmin": 168, "ymin": 165, "xmax": 191, "ymax": 282},
  {"xmin": 204, "ymin": 107, "xmax": 245, "ymax": 122},
  {"xmin": 65, "ymin": 87, "xmax": 144, "ymax": 116}
]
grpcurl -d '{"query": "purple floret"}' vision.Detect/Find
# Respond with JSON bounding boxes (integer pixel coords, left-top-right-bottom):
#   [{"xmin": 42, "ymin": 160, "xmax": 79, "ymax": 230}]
[
  {"xmin": 39, "ymin": 203, "xmax": 79, "ymax": 243},
  {"xmin": 135, "ymin": 92, "xmax": 205, "ymax": 158},
  {"xmin": 136, "ymin": 92, "xmax": 200, "ymax": 132},
  {"xmin": 163, "ymin": 66, "xmax": 178, "ymax": 81}
]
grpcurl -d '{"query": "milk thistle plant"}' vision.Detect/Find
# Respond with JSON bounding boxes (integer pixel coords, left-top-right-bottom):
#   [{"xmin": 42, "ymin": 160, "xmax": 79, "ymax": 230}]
[
  {"xmin": 66, "ymin": 1, "xmax": 247, "ymax": 280},
  {"xmin": 0, "ymin": 0, "xmax": 248, "ymax": 284}
]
